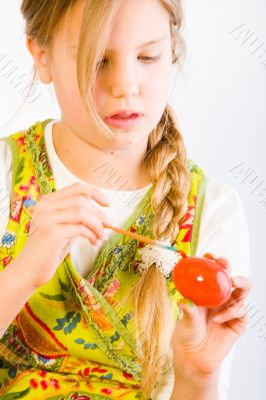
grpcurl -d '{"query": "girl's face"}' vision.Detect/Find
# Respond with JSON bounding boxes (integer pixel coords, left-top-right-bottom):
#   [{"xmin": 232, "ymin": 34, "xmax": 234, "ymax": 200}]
[{"xmin": 42, "ymin": 0, "xmax": 174, "ymax": 151}]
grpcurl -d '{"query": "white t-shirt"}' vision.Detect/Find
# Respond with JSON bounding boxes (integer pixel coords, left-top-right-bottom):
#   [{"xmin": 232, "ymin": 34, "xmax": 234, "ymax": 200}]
[{"xmin": 0, "ymin": 119, "xmax": 250, "ymax": 399}]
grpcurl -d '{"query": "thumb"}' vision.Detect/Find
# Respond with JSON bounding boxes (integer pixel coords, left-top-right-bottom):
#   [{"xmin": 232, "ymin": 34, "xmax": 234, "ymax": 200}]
[
  {"xmin": 174, "ymin": 299, "xmax": 204, "ymax": 345},
  {"xmin": 178, "ymin": 298, "xmax": 200, "ymax": 326}
]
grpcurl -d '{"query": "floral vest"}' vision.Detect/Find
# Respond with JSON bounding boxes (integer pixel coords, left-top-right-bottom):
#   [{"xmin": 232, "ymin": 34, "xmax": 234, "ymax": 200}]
[{"xmin": 0, "ymin": 119, "xmax": 207, "ymax": 399}]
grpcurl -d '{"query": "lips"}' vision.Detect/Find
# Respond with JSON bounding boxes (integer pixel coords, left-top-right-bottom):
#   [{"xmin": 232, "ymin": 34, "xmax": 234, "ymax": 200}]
[
  {"xmin": 104, "ymin": 112, "xmax": 143, "ymax": 129},
  {"xmin": 111, "ymin": 113, "xmax": 139, "ymax": 119},
  {"xmin": 108, "ymin": 110, "xmax": 142, "ymax": 118}
]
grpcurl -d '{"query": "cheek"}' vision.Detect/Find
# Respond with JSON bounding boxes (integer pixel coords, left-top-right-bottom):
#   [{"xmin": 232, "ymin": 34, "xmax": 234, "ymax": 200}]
[
  {"xmin": 93, "ymin": 76, "xmax": 111, "ymax": 116},
  {"xmin": 53, "ymin": 61, "xmax": 86, "ymax": 113},
  {"xmin": 94, "ymin": 86, "xmax": 106, "ymax": 115},
  {"xmin": 52, "ymin": 60, "xmax": 69, "ymax": 92},
  {"xmin": 148, "ymin": 76, "xmax": 168, "ymax": 98},
  {"xmin": 146, "ymin": 67, "xmax": 172, "ymax": 107},
  {"xmin": 59, "ymin": 81, "xmax": 84, "ymax": 117},
  {"xmin": 155, "ymin": 62, "xmax": 172, "ymax": 92}
]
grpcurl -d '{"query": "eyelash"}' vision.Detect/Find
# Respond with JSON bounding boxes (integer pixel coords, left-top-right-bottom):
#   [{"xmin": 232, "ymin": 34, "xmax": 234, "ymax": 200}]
[
  {"xmin": 139, "ymin": 55, "xmax": 161, "ymax": 63},
  {"xmin": 97, "ymin": 55, "xmax": 161, "ymax": 69}
]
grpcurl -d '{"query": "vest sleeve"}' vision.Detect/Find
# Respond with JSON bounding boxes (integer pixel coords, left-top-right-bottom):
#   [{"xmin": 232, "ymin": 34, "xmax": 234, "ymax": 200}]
[{"xmin": 0, "ymin": 138, "xmax": 12, "ymax": 242}]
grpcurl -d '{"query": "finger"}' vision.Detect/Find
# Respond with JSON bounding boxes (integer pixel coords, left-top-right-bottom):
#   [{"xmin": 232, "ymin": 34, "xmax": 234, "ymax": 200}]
[
  {"xmin": 224, "ymin": 314, "xmax": 249, "ymax": 336},
  {"xmin": 49, "ymin": 194, "xmax": 111, "ymax": 225},
  {"xmin": 178, "ymin": 299, "xmax": 203, "ymax": 326},
  {"xmin": 44, "ymin": 182, "xmax": 111, "ymax": 206},
  {"xmin": 53, "ymin": 208, "xmax": 105, "ymax": 240},
  {"xmin": 215, "ymin": 257, "xmax": 232, "ymax": 272},
  {"xmin": 56, "ymin": 223, "xmax": 99, "ymax": 245},
  {"xmin": 203, "ymin": 253, "xmax": 232, "ymax": 272},
  {"xmin": 212, "ymin": 299, "xmax": 248, "ymax": 323},
  {"xmin": 203, "ymin": 253, "xmax": 232, "ymax": 273},
  {"xmin": 231, "ymin": 276, "xmax": 252, "ymax": 291},
  {"xmin": 209, "ymin": 276, "xmax": 251, "ymax": 315},
  {"xmin": 227, "ymin": 277, "xmax": 252, "ymax": 305},
  {"xmin": 203, "ymin": 252, "xmax": 217, "ymax": 260}
]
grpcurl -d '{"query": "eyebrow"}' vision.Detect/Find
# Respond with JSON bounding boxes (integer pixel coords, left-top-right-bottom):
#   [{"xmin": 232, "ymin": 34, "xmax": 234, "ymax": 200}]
[
  {"xmin": 68, "ymin": 36, "xmax": 169, "ymax": 50},
  {"xmin": 136, "ymin": 35, "xmax": 169, "ymax": 49}
]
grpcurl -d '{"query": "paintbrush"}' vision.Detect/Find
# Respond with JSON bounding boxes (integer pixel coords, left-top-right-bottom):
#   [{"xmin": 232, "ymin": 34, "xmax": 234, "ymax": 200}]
[{"xmin": 103, "ymin": 223, "xmax": 178, "ymax": 253}]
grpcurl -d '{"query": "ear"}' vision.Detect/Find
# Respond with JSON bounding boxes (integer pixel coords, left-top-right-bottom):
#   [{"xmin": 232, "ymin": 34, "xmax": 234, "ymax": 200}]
[{"xmin": 26, "ymin": 36, "xmax": 52, "ymax": 84}]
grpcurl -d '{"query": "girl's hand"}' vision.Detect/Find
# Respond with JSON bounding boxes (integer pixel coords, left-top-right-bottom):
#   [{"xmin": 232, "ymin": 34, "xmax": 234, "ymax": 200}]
[
  {"xmin": 171, "ymin": 253, "xmax": 252, "ymax": 380},
  {"xmin": 15, "ymin": 182, "xmax": 111, "ymax": 289}
]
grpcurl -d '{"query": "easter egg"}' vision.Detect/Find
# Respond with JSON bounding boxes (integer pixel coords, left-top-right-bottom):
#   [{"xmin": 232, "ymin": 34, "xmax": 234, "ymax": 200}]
[{"xmin": 172, "ymin": 256, "xmax": 232, "ymax": 307}]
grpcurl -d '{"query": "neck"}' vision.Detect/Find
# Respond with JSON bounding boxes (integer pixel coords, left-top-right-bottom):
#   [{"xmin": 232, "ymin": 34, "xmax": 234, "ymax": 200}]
[{"xmin": 52, "ymin": 121, "xmax": 152, "ymax": 191}]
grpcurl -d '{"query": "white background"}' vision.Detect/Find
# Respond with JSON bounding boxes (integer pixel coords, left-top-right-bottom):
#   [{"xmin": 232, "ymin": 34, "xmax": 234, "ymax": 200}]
[{"xmin": 0, "ymin": 1, "xmax": 265, "ymax": 399}]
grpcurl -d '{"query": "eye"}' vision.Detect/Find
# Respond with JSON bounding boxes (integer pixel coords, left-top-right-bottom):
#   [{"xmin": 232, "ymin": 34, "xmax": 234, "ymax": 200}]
[
  {"xmin": 96, "ymin": 54, "xmax": 161, "ymax": 71},
  {"xmin": 139, "ymin": 55, "xmax": 161, "ymax": 63}
]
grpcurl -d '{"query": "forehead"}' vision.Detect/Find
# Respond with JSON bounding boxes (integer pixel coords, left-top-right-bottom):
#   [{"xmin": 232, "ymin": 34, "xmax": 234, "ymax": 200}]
[{"xmin": 61, "ymin": 0, "xmax": 171, "ymax": 50}]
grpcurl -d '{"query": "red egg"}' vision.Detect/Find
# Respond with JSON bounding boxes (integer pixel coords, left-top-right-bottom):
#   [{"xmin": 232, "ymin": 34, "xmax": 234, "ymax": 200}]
[{"xmin": 172, "ymin": 256, "xmax": 232, "ymax": 307}]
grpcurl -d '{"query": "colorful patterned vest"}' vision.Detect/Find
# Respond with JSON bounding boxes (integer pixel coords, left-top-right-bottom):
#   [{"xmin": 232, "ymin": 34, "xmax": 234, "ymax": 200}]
[{"xmin": 0, "ymin": 119, "xmax": 207, "ymax": 399}]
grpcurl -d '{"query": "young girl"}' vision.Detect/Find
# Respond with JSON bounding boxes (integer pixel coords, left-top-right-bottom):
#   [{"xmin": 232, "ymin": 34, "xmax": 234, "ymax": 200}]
[{"xmin": 0, "ymin": 0, "xmax": 251, "ymax": 399}]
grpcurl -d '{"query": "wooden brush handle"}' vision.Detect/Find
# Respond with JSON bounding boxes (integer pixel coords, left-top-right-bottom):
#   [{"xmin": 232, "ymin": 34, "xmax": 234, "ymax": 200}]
[{"xmin": 103, "ymin": 223, "xmax": 155, "ymax": 245}]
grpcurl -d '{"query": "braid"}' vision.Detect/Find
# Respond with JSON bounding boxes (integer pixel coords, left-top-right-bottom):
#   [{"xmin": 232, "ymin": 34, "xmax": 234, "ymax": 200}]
[
  {"xmin": 145, "ymin": 104, "xmax": 191, "ymax": 241},
  {"xmin": 130, "ymin": 104, "xmax": 191, "ymax": 399}
]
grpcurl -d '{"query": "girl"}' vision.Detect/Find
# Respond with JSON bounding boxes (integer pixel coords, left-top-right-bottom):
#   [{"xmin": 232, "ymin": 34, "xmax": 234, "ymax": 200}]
[{"xmin": 0, "ymin": 0, "xmax": 251, "ymax": 399}]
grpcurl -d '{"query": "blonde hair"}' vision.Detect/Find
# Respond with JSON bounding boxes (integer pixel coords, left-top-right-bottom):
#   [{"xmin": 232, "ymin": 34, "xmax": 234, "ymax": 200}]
[{"xmin": 20, "ymin": 0, "xmax": 191, "ymax": 397}]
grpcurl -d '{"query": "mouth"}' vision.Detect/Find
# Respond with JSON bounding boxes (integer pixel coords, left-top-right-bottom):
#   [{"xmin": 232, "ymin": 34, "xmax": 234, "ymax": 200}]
[
  {"xmin": 107, "ymin": 110, "xmax": 143, "ymax": 118},
  {"xmin": 104, "ymin": 112, "xmax": 144, "ymax": 130}
]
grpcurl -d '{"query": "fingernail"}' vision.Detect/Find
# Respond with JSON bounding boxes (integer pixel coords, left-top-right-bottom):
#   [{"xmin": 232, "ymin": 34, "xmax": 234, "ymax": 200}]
[
  {"xmin": 213, "ymin": 315, "xmax": 223, "ymax": 322},
  {"xmin": 216, "ymin": 257, "xmax": 229, "ymax": 268},
  {"xmin": 203, "ymin": 252, "xmax": 216, "ymax": 260}
]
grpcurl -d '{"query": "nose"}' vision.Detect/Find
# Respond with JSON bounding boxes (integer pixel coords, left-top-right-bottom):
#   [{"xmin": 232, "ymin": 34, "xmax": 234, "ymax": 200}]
[
  {"xmin": 111, "ymin": 80, "xmax": 140, "ymax": 98},
  {"xmin": 110, "ymin": 60, "xmax": 140, "ymax": 98}
]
